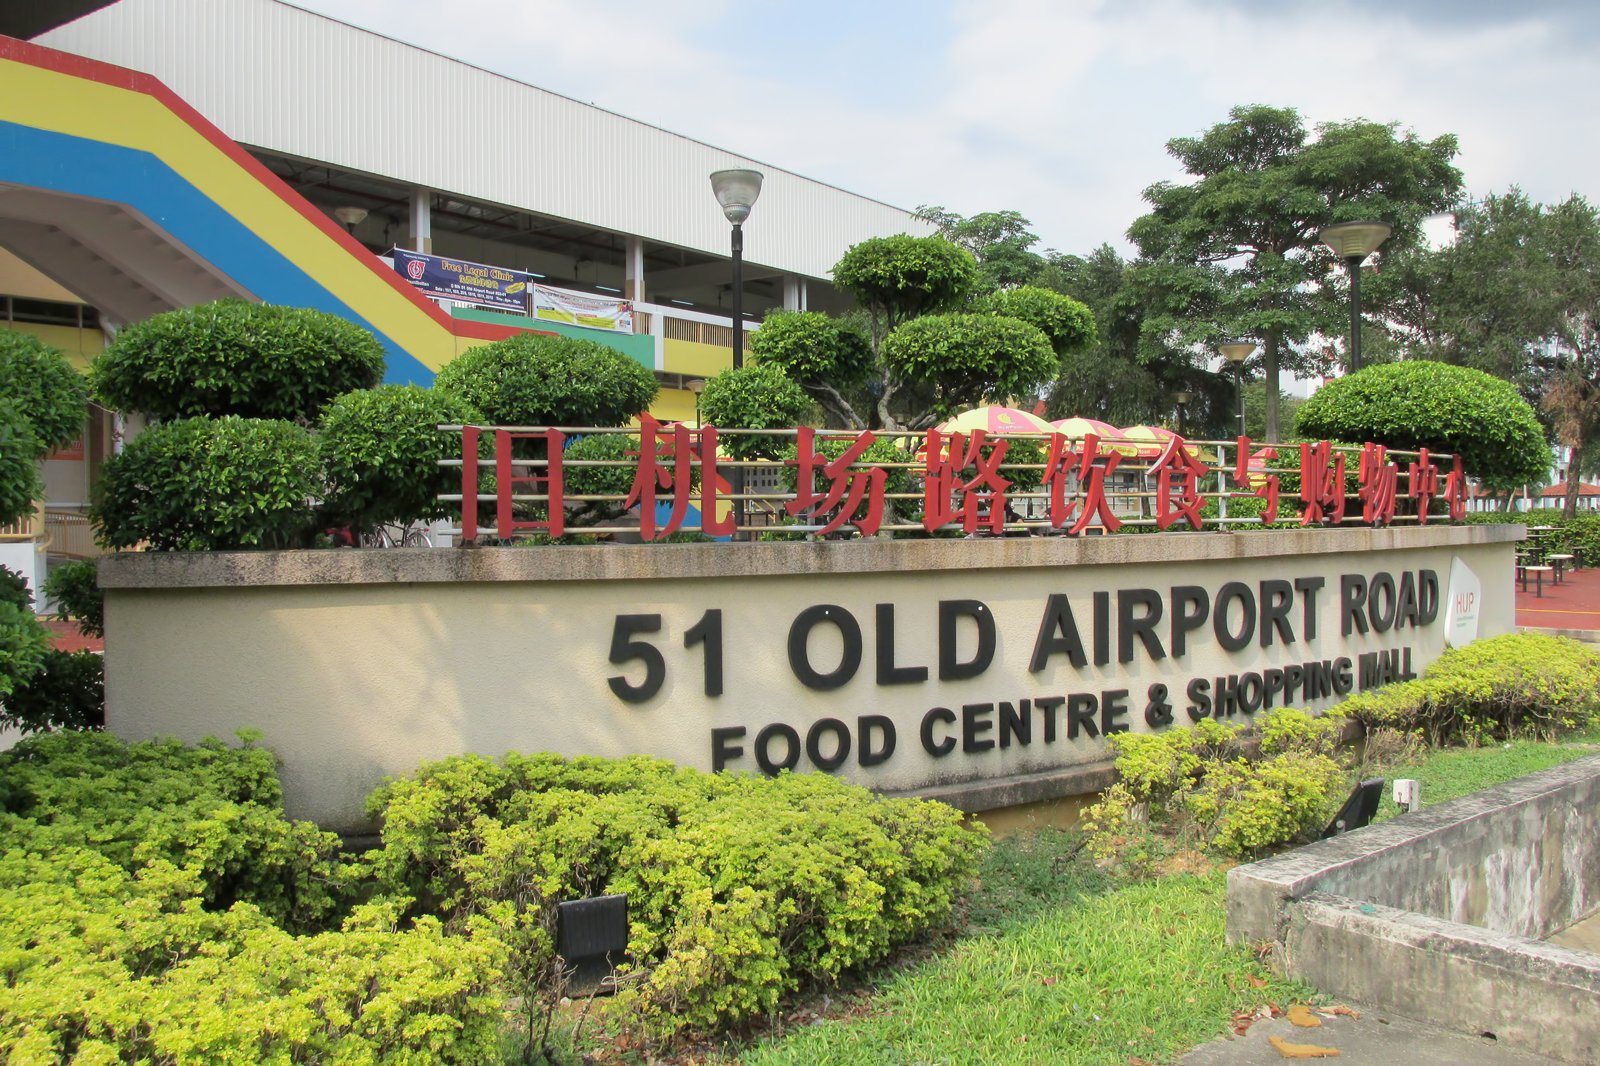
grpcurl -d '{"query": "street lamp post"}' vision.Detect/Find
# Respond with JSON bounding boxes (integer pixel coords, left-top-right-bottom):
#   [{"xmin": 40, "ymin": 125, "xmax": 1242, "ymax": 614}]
[
  {"xmin": 709, "ymin": 170, "xmax": 763, "ymax": 538},
  {"xmin": 1319, "ymin": 220, "xmax": 1392, "ymax": 374},
  {"xmin": 1219, "ymin": 342, "xmax": 1255, "ymax": 439},
  {"xmin": 709, "ymin": 169, "xmax": 764, "ymax": 369},
  {"xmin": 1174, "ymin": 390, "xmax": 1192, "ymax": 437}
]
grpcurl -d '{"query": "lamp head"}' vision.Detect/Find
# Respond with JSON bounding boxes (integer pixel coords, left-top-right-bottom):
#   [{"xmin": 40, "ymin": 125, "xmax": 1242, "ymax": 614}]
[
  {"xmin": 1174, "ymin": 390, "xmax": 1192, "ymax": 405},
  {"xmin": 710, "ymin": 169, "xmax": 763, "ymax": 225},
  {"xmin": 332, "ymin": 206, "xmax": 368, "ymax": 229},
  {"xmin": 1219, "ymin": 341, "xmax": 1255, "ymax": 365},
  {"xmin": 1320, "ymin": 220, "xmax": 1392, "ymax": 261}
]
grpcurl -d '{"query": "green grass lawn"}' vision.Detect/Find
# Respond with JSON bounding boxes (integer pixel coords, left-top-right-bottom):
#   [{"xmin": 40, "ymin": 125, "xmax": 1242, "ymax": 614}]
[
  {"xmin": 730, "ymin": 832, "xmax": 1308, "ymax": 1066},
  {"xmin": 725, "ymin": 726, "xmax": 1600, "ymax": 1066},
  {"xmin": 1372, "ymin": 723, "xmax": 1600, "ymax": 822}
]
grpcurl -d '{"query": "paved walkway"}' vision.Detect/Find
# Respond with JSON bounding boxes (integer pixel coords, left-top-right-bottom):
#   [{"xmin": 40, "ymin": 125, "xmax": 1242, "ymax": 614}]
[
  {"xmin": 1182, "ymin": 1001, "xmax": 1562, "ymax": 1065},
  {"xmin": 1514, "ymin": 557, "xmax": 1600, "ymax": 640}
]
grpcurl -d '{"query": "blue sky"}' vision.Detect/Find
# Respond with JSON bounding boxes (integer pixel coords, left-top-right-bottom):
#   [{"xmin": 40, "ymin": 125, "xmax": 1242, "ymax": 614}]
[{"xmin": 294, "ymin": 0, "xmax": 1600, "ymax": 258}]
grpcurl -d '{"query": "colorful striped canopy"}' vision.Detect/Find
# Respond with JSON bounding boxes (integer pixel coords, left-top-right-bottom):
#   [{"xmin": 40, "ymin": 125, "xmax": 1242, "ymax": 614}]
[
  {"xmin": 936, "ymin": 405, "xmax": 1056, "ymax": 436},
  {"xmin": 1050, "ymin": 417, "xmax": 1141, "ymax": 457}
]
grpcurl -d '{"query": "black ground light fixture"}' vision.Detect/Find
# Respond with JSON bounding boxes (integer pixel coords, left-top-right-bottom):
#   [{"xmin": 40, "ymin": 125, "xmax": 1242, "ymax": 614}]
[
  {"xmin": 709, "ymin": 168, "xmax": 764, "ymax": 370},
  {"xmin": 1219, "ymin": 341, "xmax": 1255, "ymax": 438},
  {"xmin": 1174, "ymin": 390, "xmax": 1192, "ymax": 437},
  {"xmin": 556, "ymin": 893, "xmax": 629, "ymax": 996},
  {"xmin": 1319, "ymin": 220, "xmax": 1392, "ymax": 374}
]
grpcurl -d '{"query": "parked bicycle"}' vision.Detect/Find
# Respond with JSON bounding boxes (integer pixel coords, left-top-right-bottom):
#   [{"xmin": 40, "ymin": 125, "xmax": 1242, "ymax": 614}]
[{"xmin": 359, "ymin": 522, "xmax": 435, "ymax": 548}]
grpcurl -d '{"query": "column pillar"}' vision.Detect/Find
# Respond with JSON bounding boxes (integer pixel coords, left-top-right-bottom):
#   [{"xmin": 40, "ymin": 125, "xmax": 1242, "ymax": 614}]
[
  {"xmin": 624, "ymin": 236, "xmax": 646, "ymax": 302},
  {"xmin": 409, "ymin": 188, "xmax": 432, "ymax": 253}
]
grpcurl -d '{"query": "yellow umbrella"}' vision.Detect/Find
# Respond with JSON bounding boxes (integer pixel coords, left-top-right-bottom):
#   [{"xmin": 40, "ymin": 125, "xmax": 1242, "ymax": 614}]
[
  {"xmin": 1145, "ymin": 425, "xmax": 1219, "ymax": 464},
  {"xmin": 1050, "ymin": 417, "xmax": 1141, "ymax": 457},
  {"xmin": 935, "ymin": 405, "xmax": 1056, "ymax": 436}
]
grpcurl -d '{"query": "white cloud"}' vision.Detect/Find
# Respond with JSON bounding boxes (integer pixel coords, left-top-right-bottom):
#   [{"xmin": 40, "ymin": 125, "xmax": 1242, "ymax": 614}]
[{"xmin": 290, "ymin": 0, "xmax": 1600, "ymax": 258}]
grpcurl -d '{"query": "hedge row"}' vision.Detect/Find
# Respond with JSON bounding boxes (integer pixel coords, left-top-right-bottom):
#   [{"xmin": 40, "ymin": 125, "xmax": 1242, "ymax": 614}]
[
  {"xmin": 1339, "ymin": 631, "xmax": 1600, "ymax": 744},
  {"xmin": 0, "ymin": 734, "xmax": 986, "ymax": 1059}
]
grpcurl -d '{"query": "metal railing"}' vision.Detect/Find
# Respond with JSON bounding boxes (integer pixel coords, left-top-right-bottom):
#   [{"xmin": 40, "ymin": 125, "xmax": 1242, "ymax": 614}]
[{"xmin": 434, "ymin": 424, "xmax": 1464, "ymax": 543}]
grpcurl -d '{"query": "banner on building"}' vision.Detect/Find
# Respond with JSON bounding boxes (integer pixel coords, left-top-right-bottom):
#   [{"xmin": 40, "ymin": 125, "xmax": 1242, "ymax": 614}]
[
  {"xmin": 532, "ymin": 284, "xmax": 634, "ymax": 333},
  {"xmin": 390, "ymin": 249, "xmax": 532, "ymax": 314}
]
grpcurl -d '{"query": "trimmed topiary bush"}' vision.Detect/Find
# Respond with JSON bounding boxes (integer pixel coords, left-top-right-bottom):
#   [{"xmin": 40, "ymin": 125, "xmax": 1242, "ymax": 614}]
[
  {"xmin": 0, "ymin": 732, "xmax": 505, "ymax": 1063},
  {"xmin": 365, "ymin": 750, "xmax": 986, "ymax": 1043},
  {"xmin": 881, "ymin": 314, "xmax": 1057, "ymax": 423},
  {"xmin": 748, "ymin": 309, "xmax": 874, "ymax": 393},
  {"xmin": 43, "ymin": 559, "xmax": 102, "ymax": 638},
  {"xmin": 92, "ymin": 415, "xmax": 321, "ymax": 550},
  {"xmin": 1295, "ymin": 361, "xmax": 1549, "ymax": 490},
  {"xmin": 90, "ymin": 299, "xmax": 385, "ymax": 423},
  {"xmin": 977, "ymin": 285, "xmax": 1097, "ymax": 356},
  {"xmin": 433, "ymin": 333, "xmax": 658, "ymax": 427},
  {"xmin": 319, "ymin": 384, "xmax": 483, "ymax": 531},
  {"xmin": 1080, "ymin": 710, "xmax": 1349, "ymax": 867},
  {"xmin": 697, "ymin": 363, "xmax": 816, "ymax": 460},
  {"xmin": 832, "ymin": 235, "xmax": 979, "ymax": 331},
  {"xmin": 0, "ymin": 329, "xmax": 88, "ymax": 454},
  {"xmin": 0, "ymin": 400, "xmax": 43, "ymax": 527}
]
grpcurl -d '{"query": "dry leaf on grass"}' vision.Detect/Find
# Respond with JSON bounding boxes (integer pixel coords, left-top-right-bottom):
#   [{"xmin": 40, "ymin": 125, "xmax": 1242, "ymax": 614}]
[
  {"xmin": 1320, "ymin": 1005, "xmax": 1361, "ymax": 1019},
  {"xmin": 1287, "ymin": 1005, "xmax": 1322, "ymax": 1028},
  {"xmin": 1269, "ymin": 1034, "xmax": 1341, "ymax": 1058}
]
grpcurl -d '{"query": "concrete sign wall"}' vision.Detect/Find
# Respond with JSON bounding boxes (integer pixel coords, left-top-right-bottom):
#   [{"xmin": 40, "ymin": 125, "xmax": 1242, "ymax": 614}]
[{"xmin": 98, "ymin": 526, "xmax": 1518, "ymax": 832}]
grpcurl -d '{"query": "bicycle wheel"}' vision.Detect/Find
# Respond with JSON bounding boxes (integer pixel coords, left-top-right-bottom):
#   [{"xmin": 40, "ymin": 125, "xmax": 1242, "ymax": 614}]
[
  {"xmin": 360, "ymin": 527, "xmax": 394, "ymax": 548},
  {"xmin": 400, "ymin": 525, "xmax": 434, "ymax": 548}
]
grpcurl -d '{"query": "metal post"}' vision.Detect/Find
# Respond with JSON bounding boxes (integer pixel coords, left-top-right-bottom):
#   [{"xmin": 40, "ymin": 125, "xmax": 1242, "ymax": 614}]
[
  {"xmin": 731, "ymin": 223, "xmax": 744, "ymax": 370},
  {"xmin": 730, "ymin": 222, "xmax": 745, "ymax": 535},
  {"xmin": 1347, "ymin": 254, "xmax": 1363, "ymax": 373},
  {"xmin": 1233, "ymin": 362, "xmax": 1245, "ymax": 437},
  {"xmin": 1176, "ymin": 401, "xmax": 1187, "ymax": 438}
]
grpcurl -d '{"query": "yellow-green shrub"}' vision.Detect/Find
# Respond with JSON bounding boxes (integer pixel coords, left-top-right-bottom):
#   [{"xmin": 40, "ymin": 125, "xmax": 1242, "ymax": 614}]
[
  {"xmin": 1339, "ymin": 632, "xmax": 1600, "ymax": 744},
  {"xmin": 0, "ymin": 734, "xmax": 506, "ymax": 1064},
  {"xmin": 365, "ymin": 752, "xmax": 987, "ymax": 1040},
  {"xmin": 1081, "ymin": 708, "xmax": 1349, "ymax": 863}
]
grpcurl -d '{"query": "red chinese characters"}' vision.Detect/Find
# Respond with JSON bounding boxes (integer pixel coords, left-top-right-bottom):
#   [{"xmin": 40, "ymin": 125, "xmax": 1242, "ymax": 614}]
[
  {"xmin": 1298, "ymin": 440, "xmax": 1348, "ymax": 526},
  {"xmin": 1040, "ymin": 434, "xmax": 1123, "ymax": 535},
  {"xmin": 786, "ymin": 427, "xmax": 888, "ymax": 536},
  {"xmin": 922, "ymin": 429, "xmax": 1013, "ymax": 534},
  {"xmin": 1150, "ymin": 435, "xmax": 1209, "ymax": 531},
  {"xmin": 1232, "ymin": 437, "xmax": 1280, "ymax": 524},
  {"xmin": 1357, "ymin": 443, "xmax": 1400, "ymax": 527},
  {"xmin": 460, "ymin": 425, "xmax": 568, "ymax": 542},
  {"xmin": 624, "ymin": 415, "xmax": 734, "ymax": 541}
]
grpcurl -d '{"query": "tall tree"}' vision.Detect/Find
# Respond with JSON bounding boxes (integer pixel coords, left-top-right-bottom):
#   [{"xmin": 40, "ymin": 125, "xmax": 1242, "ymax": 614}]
[
  {"xmin": 1129, "ymin": 105, "xmax": 1462, "ymax": 439},
  {"xmin": 1541, "ymin": 195, "xmax": 1600, "ymax": 516},
  {"xmin": 1041, "ymin": 245, "xmax": 1233, "ymax": 433},
  {"xmin": 914, "ymin": 206, "xmax": 1047, "ymax": 291},
  {"xmin": 1381, "ymin": 189, "xmax": 1558, "ymax": 385}
]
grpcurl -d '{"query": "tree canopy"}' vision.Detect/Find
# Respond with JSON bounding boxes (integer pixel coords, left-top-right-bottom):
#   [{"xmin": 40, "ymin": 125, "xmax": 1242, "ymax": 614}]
[
  {"xmin": 433, "ymin": 333, "xmax": 658, "ymax": 427},
  {"xmin": 831, "ymin": 235, "xmax": 978, "ymax": 345},
  {"xmin": 0, "ymin": 331, "xmax": 88, "ymax": 454},
  {"xmin": 1129, "ymin": 105, "xmax": 1463, "ymax": 439},
  {"xmin": 91, "ymin": 300, "xmax": 384, "ymax": 423},
  {"xmin": 1295, "ymin": 361, "xmax": 1548, "ymax": 490},
  {"xmin": 879, "ymin": 314, "xmax": 1056, "ymax": 426}
]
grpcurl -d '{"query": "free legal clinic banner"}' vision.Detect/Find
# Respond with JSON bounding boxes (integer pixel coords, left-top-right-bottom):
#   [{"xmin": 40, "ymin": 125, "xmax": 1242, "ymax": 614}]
[{"xmin": 389, "ymin": 249, "xmax": 633, "ymax": 332}]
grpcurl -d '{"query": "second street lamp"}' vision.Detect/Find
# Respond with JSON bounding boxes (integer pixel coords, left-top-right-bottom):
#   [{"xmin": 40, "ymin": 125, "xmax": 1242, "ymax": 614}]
[
  {"xmin": 1219, "ymin": 342, "xmax": 1255, "ymax": 438},
  {"xmin": 1319, "ymin": 220, "xmax": 1392, "ymax": 374},
  {"xmin": 1174, "ymin": 390, "xmax": 1192, "ymax": 437}
]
